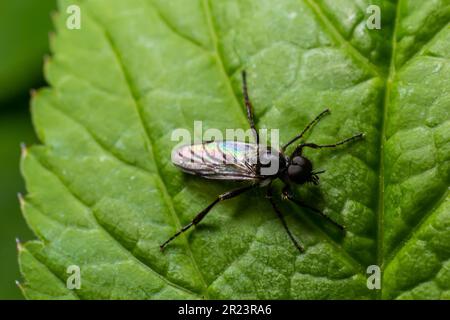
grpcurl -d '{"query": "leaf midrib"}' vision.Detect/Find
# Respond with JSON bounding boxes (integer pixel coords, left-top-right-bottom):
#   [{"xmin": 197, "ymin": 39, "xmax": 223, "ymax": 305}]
[
  {"xmin": 303, "ymin": 0, "xmax": 449, "ymax": 300},
  {"xmin": 375, "ymin": 0, "xmax": 401, "ymax": 300}
]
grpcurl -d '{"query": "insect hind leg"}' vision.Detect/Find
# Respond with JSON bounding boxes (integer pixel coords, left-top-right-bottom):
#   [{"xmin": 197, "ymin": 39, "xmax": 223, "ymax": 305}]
[
  {"xmin": 282, "ymin": 187, "xmax": 345, "ymax": 231},
  {"xmin": 266, "ymin": 186, "xmax": 304, "ymax": 253},
  {"xmin": 160, "ymin": 185, "xmax": 254, "ymax": 251}
]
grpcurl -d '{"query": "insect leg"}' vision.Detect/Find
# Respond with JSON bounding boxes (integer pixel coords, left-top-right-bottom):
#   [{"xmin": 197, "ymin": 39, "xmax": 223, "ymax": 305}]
[
  {"xmin": 266, "ymin": 186, "xmax": 305, "ymax": 253},
  {"xmin": 282, "ymin": 187, "xmax": 345, "ymax": 231},
  {"xmin": 292, "ymin": 132, "xmax": 364, "ymax": 157},
  {"xmin": 242, "ymin": 71, "xmax": 260, "ymax": 172},
  {"xmin": 241, "ymin": 71, "xmax": 259, "ymax": 143},
  {"xmin": 281, "ymin": 108, "xmax": 330, "ymax": 151},
  {"xmin": 160, "ymin": 185, "xmax": 254, "ymax": 251}
]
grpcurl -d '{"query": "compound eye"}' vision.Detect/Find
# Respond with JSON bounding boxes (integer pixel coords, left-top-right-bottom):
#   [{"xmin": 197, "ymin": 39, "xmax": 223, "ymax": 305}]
[
  {"xmin": 288, "ymin": 165, "xmax": 303, "ymax": 178},
  {"xmin": 292, "ymin": 156, "xmax": 306, "ymax": 166}
]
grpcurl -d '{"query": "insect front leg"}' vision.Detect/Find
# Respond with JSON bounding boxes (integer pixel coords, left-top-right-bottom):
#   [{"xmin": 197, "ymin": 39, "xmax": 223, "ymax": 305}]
[
  {"xmin": 160, "ymin": 185, "xmax": 254, "ymax": 251},
  {"xmin": 266, "ymin": 185, "xmax": 304, "ymax": 253},
  {"xmin": 291, "ymin": 132, "xmax": 365, "ymax": 157},
  {"xmin": 281, "ymin": 108, "xmax": 330, "ymax": 152},
  {"xmin": 282, "ymin": 186, "xmax": 345, "ymax": 231}
]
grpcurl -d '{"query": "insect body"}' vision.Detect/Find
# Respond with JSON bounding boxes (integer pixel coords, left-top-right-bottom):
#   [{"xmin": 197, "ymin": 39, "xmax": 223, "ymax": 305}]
[
  {"xmin": 161, "ymin": 71, "xmax": 364, "ymax": 253},
  {"xmin": 172, "ymin": 141, "xmax": 283, "ymax": 182}
]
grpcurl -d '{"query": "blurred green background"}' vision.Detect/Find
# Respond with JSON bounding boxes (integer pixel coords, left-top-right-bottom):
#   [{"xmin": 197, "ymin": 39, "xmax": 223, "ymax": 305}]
[{"xmin": 0, "ymin": 0, "xmax": 56, "ymax": 299}]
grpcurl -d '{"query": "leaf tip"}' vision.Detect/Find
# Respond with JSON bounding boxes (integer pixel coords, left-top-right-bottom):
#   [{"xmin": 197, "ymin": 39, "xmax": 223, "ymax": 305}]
[
  {"xmin": 15, "ymin": 280, "xmax": 23, "ymax": 290},
  {"xmin": 43, "ymin": 54, "xmax": 51, "ymax": 66},
  {"xmin": 16, "ymin": 237, "xmax": 24, "ymax": 252},
  {"xmin": 29, "ymin": 89, "xmax": 37, "ymax": 99},
  {"xmin": 50, "ymin": 9, "xmax": 59, "ymax": 21},
  {"xmin": 20, "ymin": 142, "xmax": 28, "ymax": 158},
  {"xmin": 17, "ymin": 192, "xmax": 25, "ymax": 211}
]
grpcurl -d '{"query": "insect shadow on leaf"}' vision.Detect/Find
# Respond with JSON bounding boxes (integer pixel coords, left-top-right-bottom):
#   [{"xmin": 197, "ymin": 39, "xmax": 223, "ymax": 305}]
[{"xmin": 161, "ymin": 71, "xmax": 365, "ymax": 253}]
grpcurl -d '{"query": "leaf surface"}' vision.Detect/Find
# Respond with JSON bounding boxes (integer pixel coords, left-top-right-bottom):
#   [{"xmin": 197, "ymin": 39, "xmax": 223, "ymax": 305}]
[{"xmin": 19, "ymin": 0, "xmax": 450, "ymax": 299}]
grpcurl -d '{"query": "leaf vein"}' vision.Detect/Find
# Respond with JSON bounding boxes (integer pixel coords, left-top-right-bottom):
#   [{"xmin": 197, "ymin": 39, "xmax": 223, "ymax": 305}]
[
  {"xmin": 303, "ymin": 0, "xmax": 383, "ymax": 77},
  {"xmin": 148, "ymin": 0, "xmax": 210, "ymax": 52},
  {"xmin": 384, "ymin": 189, "xmax": 449, "ymax": 271},
  {"xmin": 89, "ymin": 13, "xmax": 210, "ymax": 297},
  {"xmin": 21, "ymin": 241, "xmax": 80, "ymax": 300},
  {"xmin": 30, "ymin": 152, "xmax": 201, "ymax": 299},
  {"xmin": 47, "ymin": 95, "xmax": 155, "ymax": 178},
  {"xmin": 201, "ymin": 0, "xmax": 249, "ymax": 128},
  {"xmin": 398, "ymin": 22, "xmax": 450, "ymax": 72}
]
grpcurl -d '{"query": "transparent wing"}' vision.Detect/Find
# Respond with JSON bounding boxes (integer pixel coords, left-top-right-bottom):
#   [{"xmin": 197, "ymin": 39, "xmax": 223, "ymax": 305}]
[{"xmin": 172, "ymin": 141, "xmax": 261, "ymax": 181}]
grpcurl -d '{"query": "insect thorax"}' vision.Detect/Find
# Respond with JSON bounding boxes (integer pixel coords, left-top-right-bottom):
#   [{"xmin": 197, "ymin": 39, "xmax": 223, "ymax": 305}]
[{"xmin": 257, "ymin": 148, "xmax": 287, "ymax": 178}]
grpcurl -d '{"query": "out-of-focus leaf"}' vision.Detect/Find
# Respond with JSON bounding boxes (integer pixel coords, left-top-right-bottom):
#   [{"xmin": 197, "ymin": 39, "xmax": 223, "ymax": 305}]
[
  {"xmin": 0, "ymin": 0, "xmax": 55, "ymax": 103},
  {"xmin": 0, "ymin": 110, "xmax": 35, "ymax": 299}
]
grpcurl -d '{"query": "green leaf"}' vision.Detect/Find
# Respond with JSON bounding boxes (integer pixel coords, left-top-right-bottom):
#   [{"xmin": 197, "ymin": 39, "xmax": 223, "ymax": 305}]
[{"xmin": 18, "ymin": 0, "xmax": 449, "ymax": 299}]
